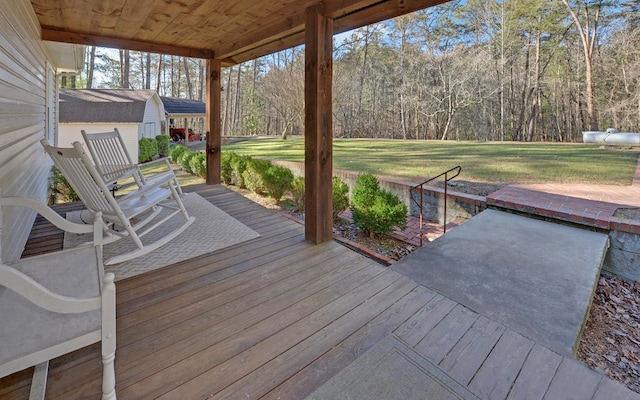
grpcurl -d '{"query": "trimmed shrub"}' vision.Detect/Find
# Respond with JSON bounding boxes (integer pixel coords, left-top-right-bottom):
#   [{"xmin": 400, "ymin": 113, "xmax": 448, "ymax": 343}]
[
  {"xmin": 49, "ymin": 166, "xmax": 79, "ymax": 204},
  {"xmin": 221, "ymin": 151, "xmax": 234, "ymax": 185},
  {"xmin": 264, "ymin": 165, "xmax": 293, "ymax": 202},
  {"xmin": 169, "ymin": 144, "xmax": 188, "ymax": 164},
  {"xmin": 242, "ymin": 158, "xmax": 272, "ymax": 194},
  {"xmin": 351, "ymin": 173, "xmax": 407, "ymax": 237},
  {"xmin": 290, "ymin": 176, "xmax": 305, "ymax": 211},
  {"xmin": 332, "ymin": 177, "xmax": 350, "ymax": 222},
  {"xmin": 138, "ymin": 137, "xmax": 157, "ymax": 163},
  {"xmin": 156, "ymin": 134, "xmax": 171, "ymax": 157},
  {"xmin": 178, "ymin": 149, "xmax": 197, "ymax": 173},
  {"xmin": 190, "ymin": 152, "xmax": 207, "ymax": 178},
  {"xmin": 230, "ymin": 153, "xmax": 250, "ymax": 188}
]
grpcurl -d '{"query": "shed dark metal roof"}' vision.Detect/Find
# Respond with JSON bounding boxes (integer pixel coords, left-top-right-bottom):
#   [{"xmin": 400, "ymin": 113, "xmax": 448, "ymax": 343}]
[
  {"xmin": 59, "ymin": 89, "xmax": 156, "ymax": 123},
  {"xmin": 161, "ymin": 97, "xmax": 206, "ymax": 116}
]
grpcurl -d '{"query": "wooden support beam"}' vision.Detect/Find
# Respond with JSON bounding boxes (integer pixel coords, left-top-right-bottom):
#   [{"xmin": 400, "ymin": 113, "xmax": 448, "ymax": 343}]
[
  {"xmin": 206, "ymin": 59, "xmax": 222, "ymax": 185},
  {"xmin": 42, "ymin": 28, "xmax": 213, "ymax": 59},
  {"xmin": 216, "ymin": 0, "xmax": 448, "ymax": 64},
  {"xmin": 304, "ymin": 5, "xmax": 333, "ymax": 244}
]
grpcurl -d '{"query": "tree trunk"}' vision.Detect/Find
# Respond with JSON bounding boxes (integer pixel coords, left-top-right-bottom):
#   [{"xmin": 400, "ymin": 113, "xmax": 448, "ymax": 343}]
[
  {"xmin": 121, "ymin": 49, "xmax": 130, "ymax": 89},
  {"xmin": 527, "ymin": 29, "xmax": 542, "ymax": 142},
  {"xmin": 156, "ymin": 55, "xmax": 163, "ymax": 93},
  {"xmin": 562, "ymin": 0, "xmax": 601, "ymax": 131},
  {"xmin": 86, "ymin": 46, "xmax": 96, "ymax": 89},
  {"xmin": 233, "ymin": 65, "xmax": 242, "ymax": 132},
  {"xmin": 146, "ymin": 53, "xmax": 151, "ymax": 89},
  {"xmin": 223, "ymin": 66, "xmax": 233, "ymax": 135},
  {"xmin": 183, "ymin": 57, "xmax": 194, "ymax": 99}
]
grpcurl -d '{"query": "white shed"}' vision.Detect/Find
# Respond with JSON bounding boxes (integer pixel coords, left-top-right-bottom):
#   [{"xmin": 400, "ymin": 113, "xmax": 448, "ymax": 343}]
[{"xmin": 58, "ymin": 89, "xmax": 166, "ymax": 163}]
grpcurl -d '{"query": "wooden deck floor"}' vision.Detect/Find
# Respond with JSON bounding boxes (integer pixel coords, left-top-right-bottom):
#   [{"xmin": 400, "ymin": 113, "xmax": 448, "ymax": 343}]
[{"xmin": 1, "ymin": 185, "xmax": 637, "ymax": 399}]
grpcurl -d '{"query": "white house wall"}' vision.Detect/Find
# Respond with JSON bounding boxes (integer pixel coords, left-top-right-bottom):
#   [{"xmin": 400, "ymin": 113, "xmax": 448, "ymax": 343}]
[
  {"xmin": 140, "ymin": 94, "xmax": 165, "ymax": 140},
  {"xmin": 58, "ymin": 123, "xmax": 141, "ymax": 164},
  {"xmin": 0, "ymin": 0, "xmax": 57, "ymax": 262}
]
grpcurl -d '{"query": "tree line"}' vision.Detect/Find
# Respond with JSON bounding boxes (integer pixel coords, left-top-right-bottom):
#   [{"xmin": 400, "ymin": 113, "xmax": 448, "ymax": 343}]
[{"xmin": 66, "ymin": 0, "xmax": 639, "ymax": 142}]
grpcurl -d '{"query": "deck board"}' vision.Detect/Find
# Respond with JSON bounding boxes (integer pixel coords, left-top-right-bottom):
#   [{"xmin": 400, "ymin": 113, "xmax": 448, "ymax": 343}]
[
  {"xmin": 262, "ymin": 285, "xmax": 439, "ymax": 400},
  {"xmin": 544, "ymin": 358, "xmax": 602, "ymax": 399},
  {"xmin": 468, "ymin": 330, "xmax": 534, "ymax": 399},
  {"xmin": 394, "ymin": 293, "xmax": 458, "ymax": 347},
  {"xmin": 4, "ymin": 184, "xmax": 638, "ymax": 400},
  {"xmin": 213, "ymin": 280, "xmax": 421, "ymax": 399},
  {"xmin": 121, "ymin": 263, "xmax": 399, "ymax": 398},
  {"xmin": 438, "ymin": 316, "xmax": 506, "ymax": 386},
  {"xmin": 506, "ymin": 344, "xmax": 562, "ymax": 400},
  {"xmin": 414, "ymin": 303, "xmax": 479, "ymax": 364}
]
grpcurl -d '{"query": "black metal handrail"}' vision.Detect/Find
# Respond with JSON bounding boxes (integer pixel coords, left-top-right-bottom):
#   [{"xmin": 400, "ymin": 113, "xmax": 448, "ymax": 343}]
[{"xmin": 410, "ymin": 166, "xmax": 461, "ymax": 246}]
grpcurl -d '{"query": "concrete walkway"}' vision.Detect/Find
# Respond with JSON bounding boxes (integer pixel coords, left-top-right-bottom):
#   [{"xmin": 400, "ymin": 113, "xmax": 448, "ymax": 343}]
[
  {"xmin": 310, "ymin": 209, "xmax": 638, "ymax": 400},
  {"xmin": 392, "ymin": 209, "xmax": 608, "ymax": 357}
]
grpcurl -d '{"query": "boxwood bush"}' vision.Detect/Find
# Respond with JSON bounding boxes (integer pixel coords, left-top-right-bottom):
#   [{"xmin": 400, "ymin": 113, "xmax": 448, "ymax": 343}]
[
  {"xmin": 156, "ymin": 134, "xmax": 171, "ymax": 157},
  {"xmin": 178, "ymin": 149, "xmax": 197, "ymax": 173},
  {"xmin": 263, "ymin": 165, "xmax": 293, "ymax": 202},
  {"xmin": 138, "ymin": 137, "xmax": 158, "ymax": 163},
  {"xmin": 190, "ymin": 152, "xmax": 207, "ymax": 178},
  {"xmin": 221, "ymin": 151, "xmax": 234, "ymax": 185},
  {"xmin": 290, "ymin": 176, "xmax": 305, "ymax": 211},
  {"xmin": 169, "ymin": 144, "xmax": 188, "ymax": 164},
  {"xmin": 332, "ymin": 177, "xmax": 350, "ymax": 222},
  {"xmin": 230, "ymin": 153, "xmax": 250, "ymax": 188},
  {"xmin": 242, "ymin": 158, "xmax": 272, "ymax": 195},
  {"xmin": 351, "ymin": 173, "xmax": 407, "ymax": 237}
]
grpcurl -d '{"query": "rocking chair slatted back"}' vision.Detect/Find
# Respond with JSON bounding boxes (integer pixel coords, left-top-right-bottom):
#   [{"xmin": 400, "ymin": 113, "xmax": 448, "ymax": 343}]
[
  {"xmin": 81, "ymin": 128, "xmax": 144, "ymax": 186},
  {"xmin": 82, "ymin": 128, "xmax": 183, "ymax": 195},
  {"xmin": 43, "ymin": 141, "xmax": 115, "ymax": 214}
]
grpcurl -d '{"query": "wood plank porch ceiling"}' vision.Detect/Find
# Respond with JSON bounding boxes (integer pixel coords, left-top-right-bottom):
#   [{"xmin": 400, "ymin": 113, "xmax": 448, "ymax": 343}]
[{"xmin": 31, "ymin": 0, "xmax": 448, "ymax": 65}]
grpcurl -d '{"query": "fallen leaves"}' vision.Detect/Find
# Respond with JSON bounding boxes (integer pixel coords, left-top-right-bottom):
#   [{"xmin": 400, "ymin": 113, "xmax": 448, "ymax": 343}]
[{"xmin": 578, "ymin": 275, "xmax": 640, "ymax": 393}]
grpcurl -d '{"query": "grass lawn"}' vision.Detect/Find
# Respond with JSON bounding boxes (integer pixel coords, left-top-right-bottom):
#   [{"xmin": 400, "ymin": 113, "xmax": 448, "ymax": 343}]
[
  {"xmin": 120, "ymin": 161, "xmax": 205, "ymax": 193},
  {"xmin": 223, "ymin": 138, "xmax": 640, "ymax": 186}
]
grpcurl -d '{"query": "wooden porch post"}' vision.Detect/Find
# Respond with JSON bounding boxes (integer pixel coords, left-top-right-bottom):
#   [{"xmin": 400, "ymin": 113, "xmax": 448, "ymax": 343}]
[
  {"xmin": 304, "ymin": 5, "xmax": 333, "ymax": 244},
  {"xmin": 206, "ymin": 58, "xmax": 222, "ymax": 184}
]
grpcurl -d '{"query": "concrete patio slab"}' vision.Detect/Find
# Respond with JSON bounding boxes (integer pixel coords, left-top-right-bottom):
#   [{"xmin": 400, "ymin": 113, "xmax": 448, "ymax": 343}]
[{"xmin": 392, "ymin": 209, "xmax": 609, "ymax": 357}]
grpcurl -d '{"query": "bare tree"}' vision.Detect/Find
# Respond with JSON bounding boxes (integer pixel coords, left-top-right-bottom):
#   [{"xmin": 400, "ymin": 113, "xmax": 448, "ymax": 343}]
[
  {"xmin": 146, "ymin": 52, "xmax": 151, "ymax": 89},
  {"xmin": 86, "ymin": 46, "xmax": 96, "ymax": 88},
  {"xmin": 561, "ymin": 0, "xmax": 605, "ymax": 131},
  {"xmin": 120, "ymin": 49, "xmax": 130, "ymax": 89}
]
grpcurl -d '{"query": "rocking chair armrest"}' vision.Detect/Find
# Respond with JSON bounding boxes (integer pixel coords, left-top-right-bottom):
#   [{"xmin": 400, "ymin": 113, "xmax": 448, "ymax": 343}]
[
  {"xmin": 0, "ymin": 264, "xmax": 108, "ymax": 314},
  {"xmin": 115, "ymin": 171, "xmax": 176, "ymax": 203},
  {"xmin": 100, "ymin": 165, "xmax": 142, "ymax": 187},
  {"xmin": 139, "ymin": 157, "xmax": 173, "ymax": 170},
  {"xmin": 0, "ymin": 196, "xmax": 98, "ymax": 236}
]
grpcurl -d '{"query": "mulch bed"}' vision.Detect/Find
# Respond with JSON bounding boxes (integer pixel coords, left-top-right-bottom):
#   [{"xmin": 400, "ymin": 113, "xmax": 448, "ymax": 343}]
[{"xmin": 578, "ymin": 275, "xmax": 640, "ymax": 393}]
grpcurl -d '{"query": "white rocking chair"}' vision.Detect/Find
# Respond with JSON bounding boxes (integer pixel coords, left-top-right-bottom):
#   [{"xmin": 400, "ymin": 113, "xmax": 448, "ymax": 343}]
[
  {"xmin": 81, "ymin": 128, "xmax": 182, "ymax": 194},
  {"xmin": 41, "ymin": 139, "xmax": 195, "ymax": 266},
  {"xmin": 0, "ymin": 195, "xmax": 116, "ymax": 400}
]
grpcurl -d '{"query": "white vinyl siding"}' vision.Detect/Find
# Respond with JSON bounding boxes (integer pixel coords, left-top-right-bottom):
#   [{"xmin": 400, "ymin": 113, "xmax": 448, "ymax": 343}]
[
  {"xmin": 139, "ymin": 95, "xmax": 164, "ymax": 140},
  {"xmin": 58, "ymin": 123, "xmax": 141, "ymax": 164},
  {"xmin": 0, "ymin": 0, "xmax": 55, "ymax": 262}
]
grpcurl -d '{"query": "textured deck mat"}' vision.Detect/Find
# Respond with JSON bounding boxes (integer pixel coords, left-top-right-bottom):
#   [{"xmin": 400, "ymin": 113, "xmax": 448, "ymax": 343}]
[{"xmin": 64, "ymin": 192, "xmax": 260, "ymax": 280}]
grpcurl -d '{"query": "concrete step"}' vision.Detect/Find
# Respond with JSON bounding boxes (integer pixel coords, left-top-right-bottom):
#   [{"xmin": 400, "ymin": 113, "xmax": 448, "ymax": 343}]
[{"xmin": 392, "ymin": 209, "xmax": 609, "ymax": 357}]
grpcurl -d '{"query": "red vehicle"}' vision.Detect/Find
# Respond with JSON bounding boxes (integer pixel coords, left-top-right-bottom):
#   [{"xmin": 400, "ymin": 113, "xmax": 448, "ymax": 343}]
[{"xmin": 170, "ymin": 127, "xmax": 202, "ymax": 142}]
